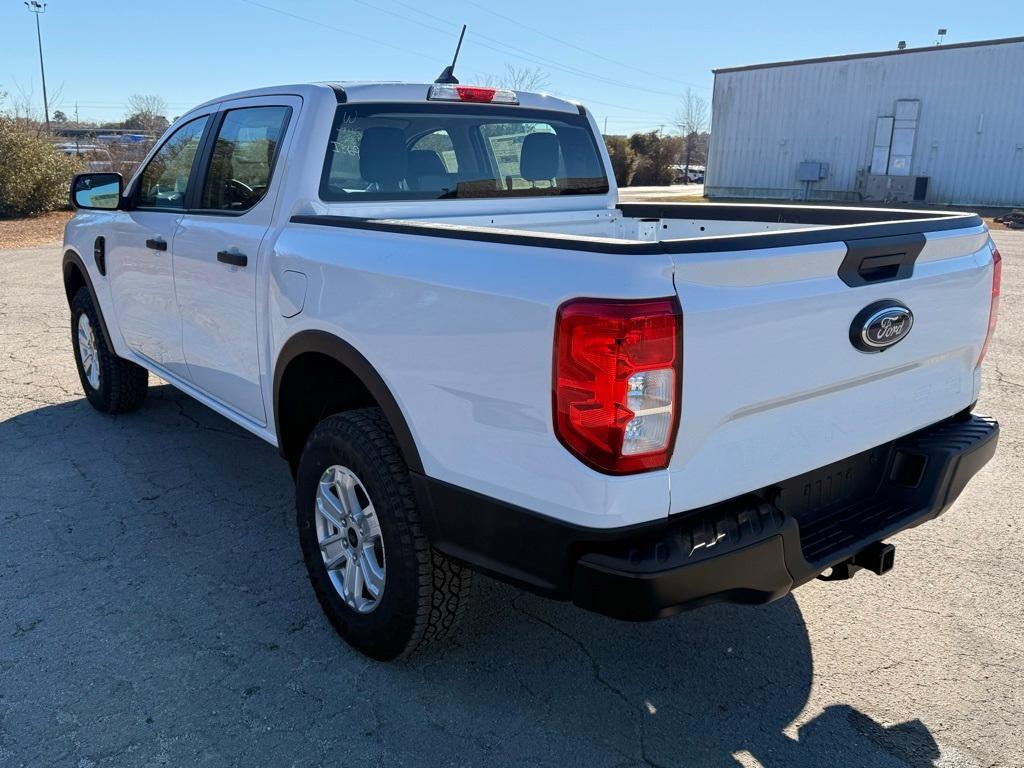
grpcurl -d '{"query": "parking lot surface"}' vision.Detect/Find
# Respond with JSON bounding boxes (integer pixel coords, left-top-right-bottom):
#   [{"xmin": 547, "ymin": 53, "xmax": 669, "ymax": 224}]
[
  {"xmin": 1, "ymin": 231, "xmax": 1021, "ymax": 767},
  {"xmin": 619, "ymin": 184, "xmax": 705, "ymax": 200}
]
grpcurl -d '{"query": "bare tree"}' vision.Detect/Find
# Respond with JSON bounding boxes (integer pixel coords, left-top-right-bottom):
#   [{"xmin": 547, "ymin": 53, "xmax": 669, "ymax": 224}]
[
  {"xmin": 124, "ymin": 93, "xmax": 169, "ymax": 133},
  {"xmin": 673, "ymin": 88, "xmax": 710, "ymax": 171},
  {"xmin": 477, "ymin": 65, "xmax": 550, "ymax": 92},
  {"xmin": 4, "ymin": 80, "xmax": 63, "ymax": 134},
  {"xmin": 7, "ymin": 81, "xmax": 40, "ymax": 123},
  {"xmin": 126, "ymin": 93, "xmax": 167, "ymax": 117},
  {"xmin": 503, "ymin": 65, "xmax": 550, "ymax": 91}
]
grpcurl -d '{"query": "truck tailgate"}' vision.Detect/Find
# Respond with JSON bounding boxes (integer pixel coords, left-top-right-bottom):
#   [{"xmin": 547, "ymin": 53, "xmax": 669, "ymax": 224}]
[{"xmin": 668, "ymin": 224, "xmax": 994, "ymax": 513}]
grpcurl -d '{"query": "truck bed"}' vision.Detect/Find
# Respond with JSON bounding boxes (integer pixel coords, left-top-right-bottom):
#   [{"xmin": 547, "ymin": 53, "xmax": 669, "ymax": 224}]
[
  {"xmin": 295, "ymin": 201, "xmax": 982, "ymax": 252},
  {"xmin": 289, "ymin": 201, "xmax": 991, "ymax": 519}
]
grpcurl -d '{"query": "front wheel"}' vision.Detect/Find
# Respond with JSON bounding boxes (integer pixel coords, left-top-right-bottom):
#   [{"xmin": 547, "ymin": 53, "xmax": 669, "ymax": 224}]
[
  {"xmin": 296, "ymin": 408, "xmax": 471, "ymax": 660},
  {"xmin": 70, "ymin": 287, "xmax": 148, "ymax": 413}
]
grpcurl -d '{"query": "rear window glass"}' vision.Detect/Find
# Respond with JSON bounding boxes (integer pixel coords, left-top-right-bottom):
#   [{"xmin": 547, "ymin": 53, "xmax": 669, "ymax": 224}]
[{"xmin": 320, "ymin": 103, "xmax": 608, "ymax": 201}]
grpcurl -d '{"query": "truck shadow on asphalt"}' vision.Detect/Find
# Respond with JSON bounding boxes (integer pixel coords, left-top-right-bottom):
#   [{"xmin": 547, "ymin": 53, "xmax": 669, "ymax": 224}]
[{"xmin": 0, "ymin": 384, "xmax": 941, "ymax": 768}]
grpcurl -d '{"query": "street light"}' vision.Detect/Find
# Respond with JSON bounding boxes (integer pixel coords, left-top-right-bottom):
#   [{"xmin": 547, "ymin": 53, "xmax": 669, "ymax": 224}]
[{"xmin": 24, "ymin": 1, "xmax": 50, "ymax": 132}]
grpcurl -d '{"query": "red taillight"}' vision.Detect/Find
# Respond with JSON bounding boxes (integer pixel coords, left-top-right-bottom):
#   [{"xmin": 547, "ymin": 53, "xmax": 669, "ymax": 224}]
[
  {"xmin": 553, "ymin": 297, "xmax": 682, "ymax": 474},
  {"xmin": 456, "ymin": 86, "xmax": 496, "ymax": 102},
  {"xmin": 977, "ymin": 244, "xmax": 1002, "ymax": 366},
  {"xmin": 427, "ymin": 84, "xmax": 519, "ymax": 104}
]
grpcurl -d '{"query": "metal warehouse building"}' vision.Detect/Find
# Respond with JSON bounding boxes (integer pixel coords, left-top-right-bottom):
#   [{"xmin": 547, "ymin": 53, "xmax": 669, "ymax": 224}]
[{"xmin": 705, "ymin": 36, "xmax": 1024, "ymax": 207}]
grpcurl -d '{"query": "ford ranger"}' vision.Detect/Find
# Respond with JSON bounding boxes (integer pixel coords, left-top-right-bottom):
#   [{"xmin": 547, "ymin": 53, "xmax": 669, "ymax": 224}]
[{"xmin": 63, "ymin": 81, "xmax": 1000, "ymax": 660}]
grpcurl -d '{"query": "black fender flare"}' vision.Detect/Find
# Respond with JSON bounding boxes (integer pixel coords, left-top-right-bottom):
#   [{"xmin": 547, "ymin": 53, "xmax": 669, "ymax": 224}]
[
  {"xmin": 62, "ymin": 249, "xmax": 115, "ymax": 351},
  {"xmin": 273, "ymin": 329, "xmax": 424, "ymax": 474}
]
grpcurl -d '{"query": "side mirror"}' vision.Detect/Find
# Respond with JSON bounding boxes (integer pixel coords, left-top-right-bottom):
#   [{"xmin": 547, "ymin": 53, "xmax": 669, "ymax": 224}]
[{"xmin": 70, "ymin": 173, "xmax": 124, "ymax": 210}]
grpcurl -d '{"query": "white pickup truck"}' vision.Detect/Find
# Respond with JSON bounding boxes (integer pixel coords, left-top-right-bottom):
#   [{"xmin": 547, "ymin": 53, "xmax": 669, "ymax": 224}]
[{"xmin": 64, "ymin": 81, "xmax": 1000, "ymax": 660}]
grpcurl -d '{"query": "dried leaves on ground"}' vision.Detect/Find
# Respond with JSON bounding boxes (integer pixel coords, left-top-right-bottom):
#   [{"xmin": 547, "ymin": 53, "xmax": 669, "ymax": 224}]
[{"xmin": 0, "ymin": 211, "xmax": 73, "ymax": 249}]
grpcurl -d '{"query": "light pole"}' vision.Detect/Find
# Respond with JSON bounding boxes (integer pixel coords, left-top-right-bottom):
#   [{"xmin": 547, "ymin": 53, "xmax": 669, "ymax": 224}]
[{"xmin": 24, "ymin": 1, "xmax": 50, "ymax": 132}]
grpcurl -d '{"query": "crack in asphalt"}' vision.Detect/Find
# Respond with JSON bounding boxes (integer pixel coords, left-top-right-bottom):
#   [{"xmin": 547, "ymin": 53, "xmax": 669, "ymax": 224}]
[{"xmin": 1, "ymin": 239, "xmax": 1022, "ymax": 767}]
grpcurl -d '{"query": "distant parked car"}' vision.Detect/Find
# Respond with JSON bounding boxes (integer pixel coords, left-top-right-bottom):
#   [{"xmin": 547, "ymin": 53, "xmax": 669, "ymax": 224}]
[
  {"xmin": 56, "ymin": 143, "xmax": 114, "ymax": 173},
  {"xmin": 672, "ymin": 164, "xmax": 705, "ymax": 184}
]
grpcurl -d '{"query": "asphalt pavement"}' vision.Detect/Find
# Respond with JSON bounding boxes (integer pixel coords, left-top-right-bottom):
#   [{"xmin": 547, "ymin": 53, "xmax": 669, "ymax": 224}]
[{"xmin": 1, "ymin": 231, "xmax": 1021, "ymax": 767}]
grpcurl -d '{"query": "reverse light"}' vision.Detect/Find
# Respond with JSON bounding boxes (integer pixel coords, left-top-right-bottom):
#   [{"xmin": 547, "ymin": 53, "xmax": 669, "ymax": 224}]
[
  {"xmin": 977, "ymin": 242, "xmax": 1002, "ymax": 367},
  {"xmin": 553, "ymin": 298, "xmax": 682, "ymax": 474},
  {"xmin": 427, "ymin": 84, "xmax": 519, "ymax": 104}
]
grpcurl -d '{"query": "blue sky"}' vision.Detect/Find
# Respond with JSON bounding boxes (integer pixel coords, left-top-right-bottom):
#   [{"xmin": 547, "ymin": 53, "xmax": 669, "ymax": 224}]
[{"xmin": 0, "ymin": 0, "xmax": 1018, "ymax": 133}]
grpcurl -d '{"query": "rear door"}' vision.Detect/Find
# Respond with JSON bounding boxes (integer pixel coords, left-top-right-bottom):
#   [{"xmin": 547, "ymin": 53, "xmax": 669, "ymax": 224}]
[
  {"xmin": 667, "ymin": 225, "xmax": 995, "ymax": 513},
  {"xmin": 171, "ymin": 97, "xmax": 297, "ymax": 424},
  {"xmin": 107, "ymin": 112, "xmax": 214, "ymax": 376}
]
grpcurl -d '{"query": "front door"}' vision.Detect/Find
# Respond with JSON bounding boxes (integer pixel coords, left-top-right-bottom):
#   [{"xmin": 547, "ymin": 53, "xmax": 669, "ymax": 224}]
[
  {"xmin": 107, "ymin": 113, "xmax": 213, "ymax": 377},
  {"xmin": 172, "ymin": 99, "xmax": 296, "ymax": 424}
]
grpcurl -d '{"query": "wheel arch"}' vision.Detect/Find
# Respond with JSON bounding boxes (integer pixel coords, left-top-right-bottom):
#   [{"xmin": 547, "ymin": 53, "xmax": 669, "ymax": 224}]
[
  {"xmin": 62, "ymin": 249, "xmax": 115, "ymax": 350},
  {"xmin": 273, "ymin": 330, "xmax": 425, "ymax": 476}
]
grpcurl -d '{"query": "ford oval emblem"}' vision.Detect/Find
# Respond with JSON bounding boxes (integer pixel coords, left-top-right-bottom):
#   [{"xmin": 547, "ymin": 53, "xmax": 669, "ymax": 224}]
[{"xmin": 850, "ymin": 300, "xmax": 913, "ymax": 353}]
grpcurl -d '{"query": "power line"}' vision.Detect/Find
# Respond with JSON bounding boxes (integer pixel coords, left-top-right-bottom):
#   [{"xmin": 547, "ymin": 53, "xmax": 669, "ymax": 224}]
[
  {"xmin": 463, "ymin": 0, "xmax": 707, "ymax": 91},
  {"xmin": 240, "ymin": 0, "xmax": 438, "ymax": 62},
  {"xmin": 242, "ymin": 0, "xmax": 677, "ymax": 119},
  {"xmin": 383, "ymin": 0, "xmax": 686, "ymax": 98},
  {"xmin": 72, "ymin": 102, "xmax": 195, "ymax": 107},
  {"xmin": 557, "ymin": 94, "xmax": 669, "ymax": 116},
  {"xmin": 245, "ymin": 0, "xmax": 679, "ymax": 117}
]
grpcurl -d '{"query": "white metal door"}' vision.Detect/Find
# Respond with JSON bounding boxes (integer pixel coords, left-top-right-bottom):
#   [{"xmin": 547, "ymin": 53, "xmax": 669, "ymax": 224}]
[
  {"xmin": 888, "ymin": 99, "xmax": 920, "ymax": 177},
  {"xmin": 870, "ymin": 116, "xmax": 894, "ymax": 175},
  {"xmin": 108, "ymin": 113, "xmax": 213, "ymax": 376},
  {"xmin": 172, "ymin": 96, "xmax": 299, "ymax": 424},
  {"xmin": 106, "ymin": 210, "xmax": 184, "ymax": 372}
]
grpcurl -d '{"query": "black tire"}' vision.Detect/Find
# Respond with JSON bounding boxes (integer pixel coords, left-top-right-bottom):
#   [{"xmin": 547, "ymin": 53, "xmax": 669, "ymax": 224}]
[
  {"xmin": 296, "ymin": 408, "xmax": 471, "ymax": 660},
  {"xmin": 70, "ymin": 287, "xmax": 148, "ymax": 413}
]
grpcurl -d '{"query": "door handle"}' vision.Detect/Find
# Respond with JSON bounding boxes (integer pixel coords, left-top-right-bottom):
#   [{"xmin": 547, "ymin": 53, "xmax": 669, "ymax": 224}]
[
  {"xmin": 145, "ymin": 238, "xmax": 167, "ymax": 251},
  {"xmin": 217, "ymin": 250, "xmax": 248, "ymax": 268}
]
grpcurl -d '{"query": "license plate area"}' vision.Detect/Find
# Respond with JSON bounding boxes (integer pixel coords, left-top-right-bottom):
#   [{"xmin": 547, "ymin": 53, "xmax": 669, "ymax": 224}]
[
  {"xmin": 773, "ymin": 445, "xmax": 891, "ymax": 522},
  {"xmin": 770, "ymin": 443, "xmax": 905, "ymax": 563}
]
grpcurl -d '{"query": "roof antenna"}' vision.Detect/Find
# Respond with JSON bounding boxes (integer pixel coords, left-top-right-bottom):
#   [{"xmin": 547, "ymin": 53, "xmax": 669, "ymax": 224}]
[{"xmin": 435, "ymin": 24, "xmax": 466, "ymax": 84}]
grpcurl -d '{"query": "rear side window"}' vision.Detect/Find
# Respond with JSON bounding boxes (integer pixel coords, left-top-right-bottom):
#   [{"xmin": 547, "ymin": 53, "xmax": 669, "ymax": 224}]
[
  {"xmin": 200, "ymin": 106, "xmax": 291, "ymax": 212},
  {"xmin": 320, "ymin": 103, "xmax": 608, "ymax": 201},
  {"xmin": 136, "ymin": 116, "xmax": 209, "ymax": 209}
]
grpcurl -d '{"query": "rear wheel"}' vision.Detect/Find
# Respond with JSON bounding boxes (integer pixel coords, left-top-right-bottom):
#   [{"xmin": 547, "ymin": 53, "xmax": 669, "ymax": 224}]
[
  {"xmin": 70, "ymin": 287, "xmax": 148, "ymax": 413},
  {"xmin": 296, "ymin": 408, "xmax": 471, "ymax": 660}
]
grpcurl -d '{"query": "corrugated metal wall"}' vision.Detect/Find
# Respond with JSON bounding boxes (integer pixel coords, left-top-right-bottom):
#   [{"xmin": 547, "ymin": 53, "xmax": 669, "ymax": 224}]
[{"xmin": 706, "ymin": 41, "xmax": 1024, "ymax": 206}]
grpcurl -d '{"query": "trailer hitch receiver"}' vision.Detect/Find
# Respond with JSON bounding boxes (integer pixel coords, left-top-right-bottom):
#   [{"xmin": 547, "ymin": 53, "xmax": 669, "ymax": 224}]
[{"xmin": 818, "ymin": 542, "xmax": 896, "ymax": 581}]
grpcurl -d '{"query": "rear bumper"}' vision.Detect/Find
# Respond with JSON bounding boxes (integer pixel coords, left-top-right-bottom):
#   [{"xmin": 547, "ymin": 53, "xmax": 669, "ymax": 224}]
[{"xmin": 413, "ymin": 412, "xmax": 998, "ymax": 621}]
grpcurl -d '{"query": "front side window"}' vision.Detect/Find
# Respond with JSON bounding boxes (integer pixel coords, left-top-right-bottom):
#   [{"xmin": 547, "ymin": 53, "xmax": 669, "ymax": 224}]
[
  {"xmin": 482, "ymin": 122, "xmax": 560, "ymax": 190},
  {"xmin": 200, "ymin": 106, "xmax": 291, "ymax": 212},
  {"xmin": 320, "ymin": 104, "xmax": 608, "ymax": 201},
  {"xmin": 406, "ymin": 129, "xmax": 458, "ymax": 192},
  {"xmin": 410, "ymin": 129, "xmax": 458, "ymax": 172},
  {"xmin": 136, "ymin": 116, "xmax": 209, "ymax": 209}
]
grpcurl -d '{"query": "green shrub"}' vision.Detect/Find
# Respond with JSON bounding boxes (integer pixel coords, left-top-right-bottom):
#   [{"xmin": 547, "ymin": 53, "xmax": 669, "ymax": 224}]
[
  {"xmin": 604, "ymin": 135, "xmax": 638, "ymax": 187},
  {"xmin": 0, "ymin": 119, "xmax": 81, "ymax": 218},
  {"xmin": 628, "ymin": 132, "xmax": 683, "ymax": 186}
]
